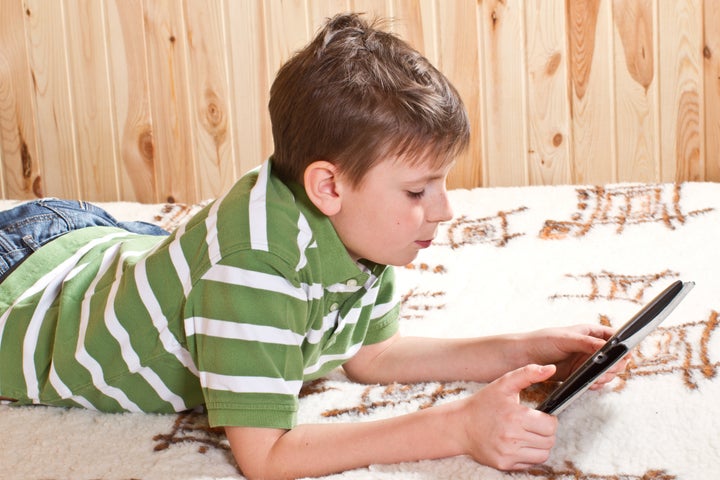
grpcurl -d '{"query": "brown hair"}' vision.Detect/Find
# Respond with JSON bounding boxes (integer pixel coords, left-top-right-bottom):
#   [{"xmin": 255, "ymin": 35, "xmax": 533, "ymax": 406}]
[{"xmin": 268, "ymin": 13, "xmax": 470, "ymax": 187}]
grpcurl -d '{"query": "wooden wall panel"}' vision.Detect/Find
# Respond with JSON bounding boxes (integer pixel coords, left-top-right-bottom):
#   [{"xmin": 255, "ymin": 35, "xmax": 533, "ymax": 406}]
[
  {"xmin": 612, "ymin": 0, "xmax": 658, "ymax": 183},
  {"xmin": 526, "ymin": 0, "xmax": 571, "ymax": 185},
  {"xmin": 0, "ymin": 0, "xmax": 718, "ymax": 204},
  {"xmin": 658, "ymin": 0, "xmax": 703, "ymax": 182},
  {"xmin": 226, "ymin": 1, "xmax": 273, "ymax": 181},
  {"xmin": 24, "ymin": 0, "xmax": 80, "ymax": 198},
  {"xmin": 480, "ymin": 0, "xmax": 528, "ymax": 186},
  {"xmin": 0, "ymin": 1, "xmax": 40, "ymax": 199},
  {"xmin": 706, "ymin": 0, "xmax": 720, "ymax": 181},
  {"xmin": 64, "ymin": 0, "xmax": 118, "ymax": 200},
  {"xmin": 184, "ymin": 1, "xmax": 236, "ymax": 199},
  {"xmin": 435, "ymin": 0, "xmax": 483, "ymax": 189},
  {"xmin": 567, "ymin": 0, "xmax": 615, "ymax": 184},
  {"xmin": 106, "ymin": 0, "xmax": 157, "ymax": 203},
  {"xmin": 143, "ymin": 0, "xmax": 197, "ymax": 203}
]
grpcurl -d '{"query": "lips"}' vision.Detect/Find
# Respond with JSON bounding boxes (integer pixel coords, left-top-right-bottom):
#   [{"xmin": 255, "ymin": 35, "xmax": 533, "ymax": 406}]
[{"xmin": 415, "ymin": 240, "xmax": 433, "ymax": 249}]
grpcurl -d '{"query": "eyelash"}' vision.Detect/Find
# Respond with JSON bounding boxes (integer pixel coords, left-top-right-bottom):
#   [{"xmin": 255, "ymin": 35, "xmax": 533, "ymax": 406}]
[{"xmin": 406, "ymin": 190, "xmax": 425, "ymax": 199}]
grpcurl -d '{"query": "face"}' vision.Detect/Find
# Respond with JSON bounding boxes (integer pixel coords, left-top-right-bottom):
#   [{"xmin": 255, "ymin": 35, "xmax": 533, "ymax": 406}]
[{"xmin": 328, "ymin": 157, "xmax": 455, "ymax": 266}]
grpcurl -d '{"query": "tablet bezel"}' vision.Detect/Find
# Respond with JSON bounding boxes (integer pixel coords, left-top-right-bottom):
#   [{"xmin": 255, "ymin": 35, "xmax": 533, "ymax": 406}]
[{"xmin": 536, "ymin": 279, "xmax": 694, "ymax": 415}]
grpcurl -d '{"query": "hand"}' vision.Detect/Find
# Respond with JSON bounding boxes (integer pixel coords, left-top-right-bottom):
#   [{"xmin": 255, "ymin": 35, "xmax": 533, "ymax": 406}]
[
  {"xmin": 460, "ymin": 364, "xmax": 558, "ymax": 471},
  {"xmin": 520, "ymin": 325, "xmax": 630, "ymax": 390}
]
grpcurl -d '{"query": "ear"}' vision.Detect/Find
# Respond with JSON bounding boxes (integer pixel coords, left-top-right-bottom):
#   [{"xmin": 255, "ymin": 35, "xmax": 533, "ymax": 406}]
[{"xmin": 304, "ymin": 161, "xmax": 342, "ymax": 216}]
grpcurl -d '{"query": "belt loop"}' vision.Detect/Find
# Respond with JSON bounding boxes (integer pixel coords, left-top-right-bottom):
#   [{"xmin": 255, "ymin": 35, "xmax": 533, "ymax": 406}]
[{"xmin": 22, "ymin": 234, "xmax": 41, "ymax": 252}]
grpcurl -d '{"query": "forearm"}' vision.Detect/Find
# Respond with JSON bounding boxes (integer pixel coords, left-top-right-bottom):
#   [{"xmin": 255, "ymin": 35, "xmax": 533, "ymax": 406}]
[
  {"xmin": 227, "ymin": 399, "xmax": 466, "ymax": 480},
  {"xmin": 345, "ymin": 334, "xmax": 529, "ymax": 385}
]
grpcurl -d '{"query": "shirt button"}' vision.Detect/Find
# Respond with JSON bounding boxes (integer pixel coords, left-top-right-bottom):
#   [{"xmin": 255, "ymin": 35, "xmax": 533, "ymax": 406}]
[
  {"xmin": 346, "ymin": 279, "xmax": 358, "ymax": 287},
  {"xmin": 330, "ymin": 303, "xmax": 339, "ymax": 312}
]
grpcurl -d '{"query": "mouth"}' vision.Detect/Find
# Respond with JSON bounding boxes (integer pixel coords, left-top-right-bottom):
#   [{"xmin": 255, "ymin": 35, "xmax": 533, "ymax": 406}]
[{"xmin": 415, "ymin": 239, "xmax": 433, "ymax": 249}]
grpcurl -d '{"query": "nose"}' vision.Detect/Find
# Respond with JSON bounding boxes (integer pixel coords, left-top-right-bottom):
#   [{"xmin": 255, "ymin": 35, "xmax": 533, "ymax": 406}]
[{"xmin": 428, "ymin": 188, "xmax": 454, "ymax": 223}]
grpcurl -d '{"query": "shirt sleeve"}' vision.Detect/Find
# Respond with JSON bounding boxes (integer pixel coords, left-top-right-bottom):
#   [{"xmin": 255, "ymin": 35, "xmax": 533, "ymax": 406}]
[
  {"xmin": 362, "ymin": 266, "xmax": 400, "ymax": 345},
  {"xmin": 183, "ymin": 251, "xmax": 308, "ymax": 429}
]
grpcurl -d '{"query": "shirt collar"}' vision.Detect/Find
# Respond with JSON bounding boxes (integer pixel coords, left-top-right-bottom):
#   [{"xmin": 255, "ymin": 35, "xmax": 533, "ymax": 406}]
[{"xmin": 267, "ymin": 160, "xmax": 387, "ymax": 285}]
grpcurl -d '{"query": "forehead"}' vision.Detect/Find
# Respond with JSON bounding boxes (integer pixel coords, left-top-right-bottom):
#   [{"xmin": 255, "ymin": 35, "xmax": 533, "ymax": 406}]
[{"xmin": 368, "ymin": 153, "xmax": 455, "ymax": 184}]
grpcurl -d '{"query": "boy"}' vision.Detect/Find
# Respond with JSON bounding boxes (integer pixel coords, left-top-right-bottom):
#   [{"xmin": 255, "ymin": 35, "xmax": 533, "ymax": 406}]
[{"xmin": 0, "ymin": 13, "xmax": 625, "ymax": 479}]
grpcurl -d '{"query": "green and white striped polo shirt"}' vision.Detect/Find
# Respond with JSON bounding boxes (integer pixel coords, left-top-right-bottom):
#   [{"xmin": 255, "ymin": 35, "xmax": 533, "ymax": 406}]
[{"xmin": 0, "ymin": 160, "xmax": 400, "ymax": 429}]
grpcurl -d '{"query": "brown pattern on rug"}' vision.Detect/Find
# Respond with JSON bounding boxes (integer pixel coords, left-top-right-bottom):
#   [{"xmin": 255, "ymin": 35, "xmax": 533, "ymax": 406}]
[
  {"xmin": 612, "ymin": 311, "xmax": 720, "ymax": 391},
  {"xmin": 550, "ymin": 270, "xmax": 679, "ymax": 304},
  {"xmin": 440, "ymin": 206, "xmax": 528, "ymax": 248},
  {"xmin": 540, "ymin": 183, "xmax": 713, "ymax": 239},
  {"xmin": 153, "ymin": 201, "xmax": 209, "ymax": 232},
  {"xmin": 321, "ymin": 382, "xmax": 467, "ymax": 418},
  {"xmin": 153, "ymin": 411, "xmax": 231, "ymax": 456},
  {"xmin": 526, "ymin": 461, "xmax": 676, "ymax": 479}
]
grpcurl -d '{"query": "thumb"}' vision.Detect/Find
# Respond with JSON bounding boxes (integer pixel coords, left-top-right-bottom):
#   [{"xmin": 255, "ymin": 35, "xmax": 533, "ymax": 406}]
[{"xmin": 497, "ymin": 364, "xmax": 557, "ymax": 395}]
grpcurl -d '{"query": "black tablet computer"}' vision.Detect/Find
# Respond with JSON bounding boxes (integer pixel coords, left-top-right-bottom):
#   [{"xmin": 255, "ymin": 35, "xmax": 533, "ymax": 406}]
[{"xmin": 536, "ymin": 279, "xmax": 695, "ymax": 415}]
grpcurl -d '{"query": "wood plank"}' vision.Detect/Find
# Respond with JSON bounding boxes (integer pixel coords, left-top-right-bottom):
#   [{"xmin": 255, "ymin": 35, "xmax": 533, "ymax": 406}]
[
  {"xmin": 525, "ymin": 0, "xmax": 571, "ymax": 185},
  {"xmin": 183, "ymin": 0, "xmax": 236, "ymax": 199},
  {"xmin": 264, "ymin": 0, "xmax": 310, "ymax": 83},
  {"xmin": 64, "ymin": 0, "xmax": 119, "ymax": 201},
  {"xmin": 477, "ymin": 0, "xmax": 525, "ymax": 187},
  {"xmin": 612, "ymin": 0, "xmax": 658, "ymax": 183},
  {"xmin": 567, "ymin": 0, "xmax": 615, "ymax": 184},
  {"xmin": 658, "ymin": 0, "xmax": 703, "ymax": 182},
  {"xmin": 0, "ymin": 1, "xmax": 41, "ymax": 199},
  {"xmin": 106, "ymin": 0, "xmax": 157, "ymax": 203},
  {"xmin": 226, "ymin": 0, "xmax": 272, "ymax": 178},
  {"xmin": 142, "ymin": 0, "xmax": 197, "ymax": 203},
  {"xmin": 705, "ymin": 0, "xmax": 720, "ymax": 181},
  {"xmin": 24, "ymin": 0, "xmax": 80, "ymax": 198}
]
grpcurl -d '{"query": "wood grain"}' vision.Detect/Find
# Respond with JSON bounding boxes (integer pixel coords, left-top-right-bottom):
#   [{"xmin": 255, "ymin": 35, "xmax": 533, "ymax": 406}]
[
  {"xmin": 106, "ymin": 0, "xmax": 157, "ymax": 203},
  {"xmin": 24, "ymin": 0, "xmax": 80, "ymax": 198},
  {"xmin": 478, "ymin": 0, "xmax": 527, "ymax": 187},
  {"xmin": 613, "ymin": 0, "xmax": 657, "ymax": 183},
  {"xmin": 64, "ymin": 0, "xmax": 119, "ymax": 201},
  {"xmin": 658, "ymin": 0, "xmax": 703, "ymax": 183},
  {"xmin": 143, "ymin": 0, "xmax": 197, "ymax": 203},
  {"xmin": 0, "ymin": 1, "xmax": 40, "ymax": 199},
  {"xmin": 567, "ymin": 0, "xmax": 615, "ymax": 184},
  {"xmin": 0, "ymin": 0, "xmax": 718, "ymax": 203},
  {"xmin": 705, "ymin": 0, "xmax": 720, "ymax": 181},
  {"xmin": 526, "ymin": 0, "xmax": 571, "ymax": 185}
]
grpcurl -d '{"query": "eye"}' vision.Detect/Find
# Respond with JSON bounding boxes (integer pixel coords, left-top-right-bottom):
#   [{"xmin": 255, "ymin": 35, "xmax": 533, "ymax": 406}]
[{"xmin": 406, "ymin": 190, "xmax": 425, "ymax": 199}]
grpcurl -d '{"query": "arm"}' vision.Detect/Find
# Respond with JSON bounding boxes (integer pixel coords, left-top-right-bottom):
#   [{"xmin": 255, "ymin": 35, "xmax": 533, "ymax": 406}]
[
  {"xmin": 226, "ymin": 364, "xmax": 558, "ymax": 480},
  {"xmin": 343, "ymin": 324, "xmax": 626, "ymax": 389}
]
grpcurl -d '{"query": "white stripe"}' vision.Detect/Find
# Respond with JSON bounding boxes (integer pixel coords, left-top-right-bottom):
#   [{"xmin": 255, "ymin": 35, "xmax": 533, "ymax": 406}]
[
  {"xmin": 303, "ymin": 342, "xmax": 363, "ymax": 376},
  {"xmin": 306, "ymin": 310, "xmax": 339, "ymax": 344},
  {"xmin": 370, "ymin": 299, "xmax": 398, "ymax": 320},
  {"xmin": 22, "ymin": 278, "xmax": 70, "ymax": 399},
  {"xmin": 10, "ymin": 232, "xmax": 132, "ymax": 401},
  {"xmin": 0, "ymin": 231, "xmax": 131, "ymax": 347},
  {"xmin": 295, "ymin": 213, "xmax": 312, "ymax": 271},
  {"xmin": 134, "ymin": 259, "xmax": 199, "ymax": 376},
  {"xmin": 168, "ymin": 223, "xmax": 192, "ymax": 297},
  {"xmin": 105, "ymin": 250, "xmax": 188, "ymax": 411},
  {"xmin": 185, "ymin": 316, "xmax": 304, "ymax": 346},
  {"xmin": 48, "ymin": 363, "xmax": 97, "ymax": 410},
  {"xmin": 199, "ymin": 371, "xmax": 302, "ymax": 395},
  {"xmin": 202, "ymin": 264, "xmax": 324, "ymax": 301},
  {"xmin": 76, "ymin": 244, "xmax": 142, "ymax": 412},
  {"xmin": 248, "ymin": 162, "xmax": 270, "ymax": 251},
  {"xmin": 205, "ymin": 200, "xmax": 222, "ymax": 265}
]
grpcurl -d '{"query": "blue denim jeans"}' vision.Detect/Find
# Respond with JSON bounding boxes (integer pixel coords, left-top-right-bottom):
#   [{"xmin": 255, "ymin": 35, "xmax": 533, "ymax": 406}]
[{"xmin": 0, "ymin": 199, "xmax": 169, "ymax": 282}]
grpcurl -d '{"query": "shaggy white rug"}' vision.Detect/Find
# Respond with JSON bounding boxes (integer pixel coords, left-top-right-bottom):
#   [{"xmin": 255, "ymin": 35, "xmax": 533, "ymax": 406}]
[{"xmin": 1, "ymin": 182, "xmax": 718, "ymax": 480}]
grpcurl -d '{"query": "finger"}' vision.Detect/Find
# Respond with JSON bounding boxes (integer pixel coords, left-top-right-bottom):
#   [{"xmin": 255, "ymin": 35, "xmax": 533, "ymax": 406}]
[
  {"xmin": 577, "ymin": 324, "xmax": 616, "ymax": 341},
  {"xmin": 521, "ymin": 410, "xmax": 558, "ymax": 437},
  {"xmin": 500, "ymin": 446, "xmax": 554, "ymax": 471},
  {"xmin": 498, "ymin": 364, "xmax": 557, "ymax": 395}
]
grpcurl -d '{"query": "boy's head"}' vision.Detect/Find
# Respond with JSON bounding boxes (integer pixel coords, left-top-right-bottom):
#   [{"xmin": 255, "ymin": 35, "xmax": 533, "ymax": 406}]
[{"xmin": 268, "ymin": 13, "xmax": 470, "ymax": 188}]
